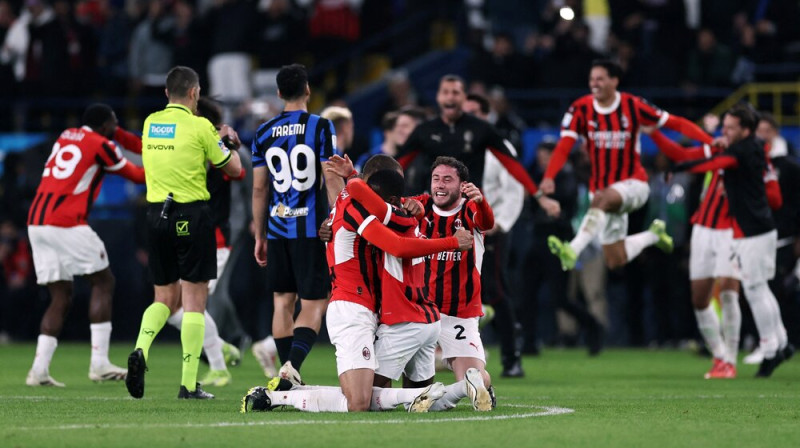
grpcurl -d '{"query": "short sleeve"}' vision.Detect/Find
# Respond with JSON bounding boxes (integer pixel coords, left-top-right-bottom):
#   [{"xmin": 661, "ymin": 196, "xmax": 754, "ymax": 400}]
[
  {"xmin": 201, "ymin": 118, "xmax": 231, "ymax": 168},
  {"xmin": 251, "ymin": 137, "xmax": 266, "ymax": 168},
  {"xmin": 560, "ymin": 103, "xmax": 583, "ymax": 140},
  {"xmin": 319, "ymin": 118, "xmax": 338, "ymax": 161}
]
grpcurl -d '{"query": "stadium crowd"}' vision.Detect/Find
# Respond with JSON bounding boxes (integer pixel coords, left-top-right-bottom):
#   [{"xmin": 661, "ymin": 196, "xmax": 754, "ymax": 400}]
[{"xmin": 1, "ymin": 0, "xmax": 800, "ymax": 393}]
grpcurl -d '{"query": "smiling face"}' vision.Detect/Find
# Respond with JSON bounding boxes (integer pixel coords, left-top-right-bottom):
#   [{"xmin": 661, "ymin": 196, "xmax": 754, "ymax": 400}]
[
  {"xmin": 430, "ymin": 164, "xmax": 462, "ymax": 210},
  {"xmin": 437, "ymin": 79, "xmax": 465, "ymax": 124},
  {"xmin": 589, "ymin": 66, "xmax": 618, "ymax": 104}
]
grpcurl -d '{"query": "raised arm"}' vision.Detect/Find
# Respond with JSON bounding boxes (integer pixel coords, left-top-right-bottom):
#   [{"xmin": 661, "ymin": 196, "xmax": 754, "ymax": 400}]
[
  {"xmin": 113, "ymin": 127, "xmax": 143, "ymax": 154},
  {"xmin": 359, "ymin": 218, "xmax": 464, "ymax": 257}
]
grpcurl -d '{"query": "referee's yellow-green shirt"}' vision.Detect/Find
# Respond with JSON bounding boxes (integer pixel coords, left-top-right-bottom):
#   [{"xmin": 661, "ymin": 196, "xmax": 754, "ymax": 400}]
[{"xmin": 142, "ymin": 104, "xmax": 232, "ymax": 203}]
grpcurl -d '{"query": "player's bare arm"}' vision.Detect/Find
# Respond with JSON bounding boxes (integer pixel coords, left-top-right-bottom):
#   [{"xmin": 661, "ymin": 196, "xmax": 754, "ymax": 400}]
[{"xmin": 252, "ymin": 166, "xmax": 269, "ymax": 267}]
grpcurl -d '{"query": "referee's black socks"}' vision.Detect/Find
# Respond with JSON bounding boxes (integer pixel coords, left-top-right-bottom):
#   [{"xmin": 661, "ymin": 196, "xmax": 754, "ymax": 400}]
[{"xmin": 288, "ymin": 327, "xmax": 318, "ymax": 371}]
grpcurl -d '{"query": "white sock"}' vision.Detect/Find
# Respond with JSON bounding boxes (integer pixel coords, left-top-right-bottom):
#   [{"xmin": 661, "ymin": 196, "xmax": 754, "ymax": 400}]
[
  {"xmin": 765, "ymin": 293, "xmax": 788, "ymax": 349},
  {"xmin": 370, "ymin": 387, "xmax": 429, "ymax": 411},
  {"xmin": 428, "ymin": 381, "xmax": 466, "ymax": 411},
  {"xmin": 89, "ymin": 321, "xmax": 112, "ymax": 368},
  {"xmin": 744, "ymin": 282, "xmax": 780, "ymax": 357},
  {"xmin": 570, "ymin": 208, "xmax": 607, "ymax": 255},
  {"xmin": 167, "ymin": 308, "xmax": 183, "ymax": 329},
  {"xmin": 203, "ymin": 311, "xmax": 226, "ymax": 371},
  {"xmin": 694, "ymin": 306, "xmax": 727, "ymax": 361},
  {"xmin": 270, "ymin": 389, "xmax": 349, "ymax": 412},
  {"xmin": 719, "ymin": 289, "xmax": 741, "ymax": 365},
  {"xmin": 32, "ymin": 334, "xmax": 58, "ymax": 374},
  {"xmin": 623, "ymin": 231, "xmax": 659, "ymax": 262}
]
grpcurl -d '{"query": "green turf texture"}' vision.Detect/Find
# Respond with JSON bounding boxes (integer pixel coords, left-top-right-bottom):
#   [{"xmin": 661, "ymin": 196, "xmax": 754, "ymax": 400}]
[{"xmin": 1, "ymin": 343, "xmax": 798, "ymax": 448}]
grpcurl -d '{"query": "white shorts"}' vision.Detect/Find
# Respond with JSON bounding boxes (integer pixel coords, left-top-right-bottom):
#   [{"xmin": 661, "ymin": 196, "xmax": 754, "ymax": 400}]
[
  {"xmin": 375, "ymin": 321, "xmax": 440, "ymax": 382},
  {"xmin": 28, "ymin": 225, "xmax": 109, "ymax": 285},
  {"xmin": 326, "ymin": 300, "xmax": 378, "ymax": 376},
  {"xmin": 732, "ymin": 230, "xmax": 777, "ymax": 286},
  {"xmin": 437, "ymin": 314, "xmax": 485, "ymax": 367},
  {"xmin": 689, "ymin": 225, "xmax": 737, "ymax": 280},
  {"xmin": 208, "ymin": 247, "xmax": 231, "ymax": 295},
  {"xmin": 599, "ymin": 179, "xmax": 650, "ymax": 245}
]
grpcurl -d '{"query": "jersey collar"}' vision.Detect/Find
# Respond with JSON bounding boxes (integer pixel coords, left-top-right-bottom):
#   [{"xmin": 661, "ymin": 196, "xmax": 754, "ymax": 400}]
[
  {"xmin": 166, "ymin": 104, "xmax": 193, "ymax": 114},
  {"xmin": 432, "ymin": 197, "xmax": 466, "ymax": 216},
  {"xmin": 593, "ymin": 91, "xmax": 621, "ymax": 115}
]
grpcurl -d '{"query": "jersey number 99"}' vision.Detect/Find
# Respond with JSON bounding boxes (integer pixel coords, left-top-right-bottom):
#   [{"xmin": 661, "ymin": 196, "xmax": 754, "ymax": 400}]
[{"xmin": 265, "ymin": 145, "xmax": 316, "ymax": 193}]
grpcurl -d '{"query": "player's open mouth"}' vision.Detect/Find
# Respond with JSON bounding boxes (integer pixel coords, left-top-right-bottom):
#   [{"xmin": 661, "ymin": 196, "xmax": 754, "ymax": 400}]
[{"xmin": 435, "ymin": 192, "xmax": 447, "ymax": 197}]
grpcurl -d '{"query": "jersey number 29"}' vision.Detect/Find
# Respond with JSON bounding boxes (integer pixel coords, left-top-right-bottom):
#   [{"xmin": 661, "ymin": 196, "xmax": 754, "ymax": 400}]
[
  {"xmin": 43, "ymin": 143, "xmax": 82, "ymax": 179},
  {"xmin": 265, "ymin": 145, "xmax": 316, "ymax": 193}
]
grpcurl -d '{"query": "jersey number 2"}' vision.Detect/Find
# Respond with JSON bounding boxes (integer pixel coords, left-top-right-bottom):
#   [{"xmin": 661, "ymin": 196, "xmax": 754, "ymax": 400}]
[
  {"xmin": 454, "ymin": 325, "xmax": 466, "ymax": 340},
  {"xmin": 265, "ymin": 145, "xmax": 316, "ymax": 193}
]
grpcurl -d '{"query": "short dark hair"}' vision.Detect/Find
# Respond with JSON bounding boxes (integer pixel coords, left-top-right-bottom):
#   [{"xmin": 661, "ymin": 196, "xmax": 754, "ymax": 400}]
[
  {"xmin": 82, "ymin": 103, "xmax": 114, "ymax": 129},
  {"xmin": 431, "ymin": 156, "xmax": 469, "ymax": 182},
  {"xmin": 466, "ymin": 93, "xmax": 490, "ymax": 115},
  {"xmin": 439, "ymin": 74, "xmax": 466, "ymax": 90},
  {"xmin": 166, "ymin": 66, "xmax": 199, "ymax": 98},
  {"xmin": 758, "ymin": 111, "xmax": 778, "ymax": 130},
  {"xmin": 277, "ymin": 64, "xmax": 309, "ymax": 101},
  {"xmin": 366, "ymin": 169, "xmax": 405, "ymax": 201},
  {"xmin": 381, "ymin": 112, "xmax": 399, "ymax": 132},
  {"xmin": 397, "ymin": 107, "xmax": 427, "ymax": 123},
  {"xmin": 726, "ymin": 103, "xmax": 758, "ymax": 133},
  {"xmin": 591, "ymin": 59, "xmax": 623, "ymax": 80},
  {"xmin": 362, "ymin": 154, "xmax": 402, "ymax": 179},
  {"xmin": 196, "ymin": 97, "xmax": 223, "ymax": 126}
]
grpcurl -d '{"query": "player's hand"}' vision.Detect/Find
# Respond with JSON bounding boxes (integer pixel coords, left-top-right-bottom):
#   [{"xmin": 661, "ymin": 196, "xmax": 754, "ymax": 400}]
[
  {"xmin": 454, "ymin": 228, "xmax": 473, "ymax": 251},
  {"xmin": 318, "ymin": 218, "xmax": 333, "ymax": 242},
  {"xmin": 324, "ymin": 154, "xmax": 355, "ymax": 178},
  {"xmin": 539, "ymin": 178, "xmax": 555, "ymax": 195},
  {"xmin": 485, "ymin": 224, "xmax": 502, "ymax": 236},
  {"xmin": 702, "ymin": 114, "xmax": 720, "ymax": 134},
  {"xmin": 537, "ymin": 196, "xmax": 561, "ymax": 218},
  {"xmin": 711, "ymin": 136, "xmax": 729, "ymax": 149},
  {"xmin": 403, "ymin": 198, "xmax": 424, "ymax": 217},
  {"xmin": 461, "ymin": 182, "xmax": 483, "ymax": 203},
  {"xmin": 254, "ymin": 238, "xmax": 268, "ymax": 267},
  {"xmin": 639, "ymin": 125, "xmax": 655, "ymax": 135}
]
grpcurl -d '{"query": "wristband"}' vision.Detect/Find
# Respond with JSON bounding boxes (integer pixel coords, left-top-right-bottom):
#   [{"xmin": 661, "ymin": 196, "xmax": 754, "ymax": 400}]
[
  {"xmin": 534, "ymin": 190, "xmax": 544, "ymax": 199},
  {"xmin": 346, "ymin": 169, "xmax": 358, "ymax": 180}
]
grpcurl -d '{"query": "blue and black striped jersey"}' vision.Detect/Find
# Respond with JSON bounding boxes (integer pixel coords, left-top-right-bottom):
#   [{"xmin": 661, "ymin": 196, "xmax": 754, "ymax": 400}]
[{"xmin": 251, "ymin": 110, "xmax": 338, "ymax": 239}]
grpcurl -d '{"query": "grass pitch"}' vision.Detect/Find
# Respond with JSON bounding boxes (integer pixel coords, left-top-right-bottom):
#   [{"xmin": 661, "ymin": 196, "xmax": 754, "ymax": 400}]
[{"xmin": 1, "ymin": 342, "xmax": 798, "ymax": 448}]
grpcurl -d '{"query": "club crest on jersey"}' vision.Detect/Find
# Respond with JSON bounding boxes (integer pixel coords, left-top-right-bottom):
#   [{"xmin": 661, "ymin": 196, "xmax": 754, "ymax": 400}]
[
  {"xmin": 453, "ymin": 218, "xmax": 463, "ymax": 230},
  {"xmin": 362, "ymin": 347, "xmax": 371, "ymax": 360},
  {"xmin": 621, "ymin": 115, "xmax": 630, "ymax": 129},
  {"xmin": 148, "ymin": 123, "xmax": 176, "ymax": 139},
  {"xmin": 271, "ymin": 202, "xmax": 309, "ymax": 218}
]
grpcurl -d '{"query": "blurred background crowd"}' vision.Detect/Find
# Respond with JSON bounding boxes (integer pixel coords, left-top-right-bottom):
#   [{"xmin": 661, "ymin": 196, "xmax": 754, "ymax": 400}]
[{"xmin": 2, "ymin": 0, "xmax": 800, "ymax": 359}]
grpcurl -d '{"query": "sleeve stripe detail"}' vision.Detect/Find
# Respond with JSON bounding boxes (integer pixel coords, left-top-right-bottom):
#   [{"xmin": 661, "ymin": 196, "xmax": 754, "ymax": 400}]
[
  {"xmin": 657, "ymin": 111, "xmax": 670, "ymax": 128},
  {"xmin": 383, "ymin": 203, "xmax": 392, "ymax": 225},
  {"xmin": 105, "ymin": 159, "xmax": 127, "ymax": 172},
  {"xmin": 560, "ymin": 130, "xmax": 579, "ymax": 139},
  {"xmin": 357, "ymin": 215, "xmax": 376, "ymax": 235},
  {"xmin": 703, "ymin": 144, "xmax": 711, "ymax": 159},
  {"xmin": 213, "ymin": 152, "xmax": 232, "ymax": 168}
]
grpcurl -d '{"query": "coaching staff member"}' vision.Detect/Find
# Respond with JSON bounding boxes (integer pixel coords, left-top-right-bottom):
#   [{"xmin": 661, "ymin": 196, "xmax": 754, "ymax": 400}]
[{"xmin": 126, "ymin": 66, "xmax": 243, "ymax": 400}]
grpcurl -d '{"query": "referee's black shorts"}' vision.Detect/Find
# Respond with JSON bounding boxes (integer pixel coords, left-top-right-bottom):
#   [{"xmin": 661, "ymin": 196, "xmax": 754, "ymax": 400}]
[
  {"xmin": 267, "ymin": 237, "xmax": 329, "ymax": 299},
  {"xmin": 146, "ymin": 201, "xmax": 216, "ymax": 285}
]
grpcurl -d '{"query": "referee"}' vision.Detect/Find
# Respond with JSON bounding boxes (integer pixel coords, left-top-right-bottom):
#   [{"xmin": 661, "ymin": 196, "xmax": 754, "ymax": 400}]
[{"xmin": 126, "ymin": 66, "xmax": 243, "ymax": 399}]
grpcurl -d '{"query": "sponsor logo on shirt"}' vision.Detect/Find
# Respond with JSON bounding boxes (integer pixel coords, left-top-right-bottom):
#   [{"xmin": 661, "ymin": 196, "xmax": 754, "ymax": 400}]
[
  {"xmin": 148, "ymin": 123, "xmax": 176, "ymax": 139},
  {"xmin": 271, "ymin": 202, "xmax": 309, "ymax": 218}
]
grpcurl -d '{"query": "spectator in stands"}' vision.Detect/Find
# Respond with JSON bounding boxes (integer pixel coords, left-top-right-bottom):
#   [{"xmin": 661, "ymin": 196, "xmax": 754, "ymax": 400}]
[
  {"xmin": 203, "ymin": 0, "xmax": 259, "ymax": 105},
  {"xmin": 307, "ymin": 0, "xmax": 361, "ymax": 99},
  {"xmin": 379, "ymin": 70, "xmax": 422, "ymax": 121},
  {"xmin": 170, "ymin": 0, "xmax": 207, "ymax": 88},
  {"xmin": 256, "ymin": 0, "xmax": 307, "ymax": 70},
  {"xmin": 355, "ymin": 108, "xmax": 423, "ymax": 172},
  {"xmin": 0, "ymin": 219, "xmax": 36, "ymax": 341},
  {"xmin": 470, "ymin": 32, "xmax": 530, "ymax": 90},
  {"xmin": 92, "ymin": 0, "xmax": 134, "ymax": 96},
  {"xmin": 487, "ymin": 87, "xmax": 526, "ymax": 151},
  {"xmin": 129, "ymin": 0, "xmax": 173, "ymax": 99},
  {"xmin": 685, "ymin": 29, "xmax": 735, "ymax": 87}
]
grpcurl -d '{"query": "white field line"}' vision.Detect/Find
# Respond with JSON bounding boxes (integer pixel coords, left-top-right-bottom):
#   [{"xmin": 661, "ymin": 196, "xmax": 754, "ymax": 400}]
[{"xmin": 9, "ymin": 404, "xmax": 575, "ymax": 431}]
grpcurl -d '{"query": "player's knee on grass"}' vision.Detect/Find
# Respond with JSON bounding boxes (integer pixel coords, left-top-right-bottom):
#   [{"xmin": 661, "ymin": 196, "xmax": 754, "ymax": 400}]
[{"xmin": 345, "ymin": 389, "xmax": 372, "ymax": 412}]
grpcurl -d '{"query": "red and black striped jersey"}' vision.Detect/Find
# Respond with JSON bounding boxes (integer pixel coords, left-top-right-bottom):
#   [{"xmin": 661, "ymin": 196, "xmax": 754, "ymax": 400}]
[
  {"xmin": 558, "ymin": 92, "xmax": 667, "ymax": 191},
  {"xmin": 416, "ymin": 194, "xmax": 492, "ymax": 319},
  {"xmin": 326, "ymin": 188, "xmax": 382, "ymax": 312},
  {"xmin": 28, "ymin": 126, "xmax": 130, "ymax": 227},
  {"xmin": 691, "ymin": 170, "xmax": 733, "ymax": 230},
  {"xmin": 377, "ymin": 211, "xmax": 440, "ymax": 326}
]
